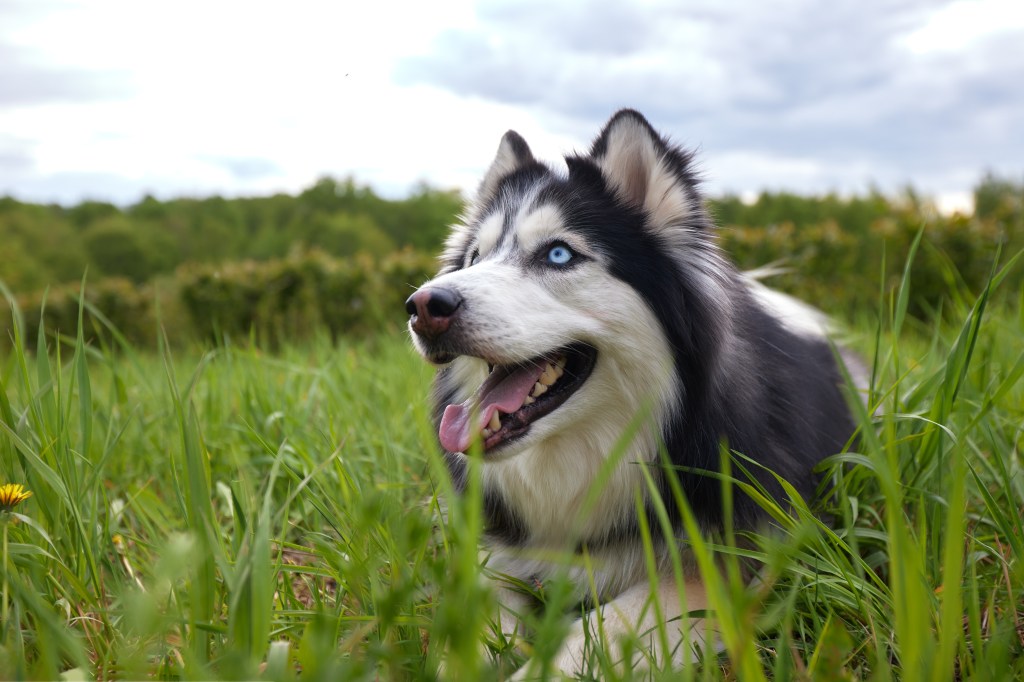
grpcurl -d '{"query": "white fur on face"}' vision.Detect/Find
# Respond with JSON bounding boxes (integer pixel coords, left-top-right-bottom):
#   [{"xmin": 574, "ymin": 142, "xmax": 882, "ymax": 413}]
[
  {"xmin": 438, "ymin": 219, "xmax": 474, "ymax": 275},
  {"xmin": 514, "ymin": 204, "xmax": 565, "ymax": 252},
  {"xmin": 419, "ymin": 204, "xmax": 681, "ymax": 550},
  {"xmin": 480, "ymin": 273, "xmax": 678, "ymax": 543},
  {"xmin": 419, "ymin": 258, "xmax": 601, "ymax": 365},
  {"xmin": 475, "ymin": 212, "xmax": 504, "ymax": 261}
]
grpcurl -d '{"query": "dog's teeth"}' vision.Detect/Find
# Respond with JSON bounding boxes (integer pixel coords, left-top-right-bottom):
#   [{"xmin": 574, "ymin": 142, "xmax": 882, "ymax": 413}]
[
  {"xmin": 539, "ymin": 366, "xmax": 557, "ymax": 386},
  {"xmin": 523, "ymin": 395, "xmax": 535, "ymax": 406},
  {"xmin": 482, "ymin": 428, "xmax": 492, "ymax": 438},
  {"xmin": 556, "ymin": 356, "xmax": 567, "ymax": 371},
  {"xmin": 532, "ymin": 382, "xmax": 548, "ymax": 397},
  {"xmin": 489, "ymin": 411, "xmax": 501, "ymax": 432}
]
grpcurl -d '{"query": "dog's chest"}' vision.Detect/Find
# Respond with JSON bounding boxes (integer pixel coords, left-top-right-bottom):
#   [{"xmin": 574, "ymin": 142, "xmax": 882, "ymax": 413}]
[{"xmin": 481, "ymin": 442, "xmax": 648, "ymax": 544}]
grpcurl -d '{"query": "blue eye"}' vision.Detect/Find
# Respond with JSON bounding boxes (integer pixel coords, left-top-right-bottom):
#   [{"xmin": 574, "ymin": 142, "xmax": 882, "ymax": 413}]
[{"xmin": 547, "ymin": 244, "xmax": 574, "ymax": 265}]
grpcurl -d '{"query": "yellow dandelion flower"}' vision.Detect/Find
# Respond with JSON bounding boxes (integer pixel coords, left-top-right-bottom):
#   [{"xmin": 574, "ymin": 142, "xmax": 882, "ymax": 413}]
[{"xmin": 0, "ymin": 483, "xmax": 32, "ymax": 512}]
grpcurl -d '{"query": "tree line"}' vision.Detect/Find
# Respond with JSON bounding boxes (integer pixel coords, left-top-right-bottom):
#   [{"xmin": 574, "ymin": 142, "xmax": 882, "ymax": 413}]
[
  {"xmin": 0, "ymin": 173, "xmax": 1021, "ymax": 349},
  {"xmin": 0, "ymin": 177, "xmax": 461, "ymax": 291}
]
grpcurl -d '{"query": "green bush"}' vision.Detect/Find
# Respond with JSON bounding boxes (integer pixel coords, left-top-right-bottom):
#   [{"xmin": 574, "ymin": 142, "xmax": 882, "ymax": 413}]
[
  {"xmin": 1, "ymin": 251, "xmax": 437, "ymax": 352},
  {"xmin": 3, "ymin": 175, "xmax": 1022, "ymax": 353},
  {"xmin": 5, "ymin": 278, "xmax": 155, "ymax": 351},
  {"xmin": 176, "ymin": 249, "xmax": 437, "ymax": 347},
  {"xmin": 720, "ymin": 208, "xmax": 1015, "ymax": 320}
]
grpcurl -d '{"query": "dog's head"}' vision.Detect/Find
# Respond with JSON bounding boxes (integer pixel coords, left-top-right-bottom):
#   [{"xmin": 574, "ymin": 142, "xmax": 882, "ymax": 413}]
[{"xmin": 407, "ymin": 110, "xmax": 730, "ymax": 460}]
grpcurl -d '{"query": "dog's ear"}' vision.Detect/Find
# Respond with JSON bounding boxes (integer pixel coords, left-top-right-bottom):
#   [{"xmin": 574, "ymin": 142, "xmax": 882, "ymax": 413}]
[
  {"xmin": 476, "ymin": 130, "xmax": 535, "ymax": 207},
  {"xmin": 590, "ymin": 109, "xmax": 700, "ymax": 231}
]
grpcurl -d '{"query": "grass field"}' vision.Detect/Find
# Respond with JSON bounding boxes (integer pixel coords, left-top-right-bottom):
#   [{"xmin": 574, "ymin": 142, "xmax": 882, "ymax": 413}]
[{"xmin": 1, "ymin": 260, "xmax": 1023, "ymax": 680}]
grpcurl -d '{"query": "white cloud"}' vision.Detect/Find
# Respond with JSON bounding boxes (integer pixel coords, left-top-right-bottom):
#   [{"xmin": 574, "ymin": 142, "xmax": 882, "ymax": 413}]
[
  {"xmin": 899, "ymin": 0, "xmax": 1024, "ymax": 54},
  {"xmin": 398, "ymin": 0, "xmax": 1023, "ymax": 205},
  {"xmin": 0, "ymin": 0, "xmax": 512, "ymax": 201},
  {"xmin": 0, "ymin": 0, "xmax": 1021, "ymax": 208}
]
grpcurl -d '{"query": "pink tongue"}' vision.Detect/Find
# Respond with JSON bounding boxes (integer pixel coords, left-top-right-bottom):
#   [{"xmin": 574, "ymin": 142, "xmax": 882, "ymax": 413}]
[{"xmin": 439, "ymin": 363, "xmax": 546, "ymax": 452}]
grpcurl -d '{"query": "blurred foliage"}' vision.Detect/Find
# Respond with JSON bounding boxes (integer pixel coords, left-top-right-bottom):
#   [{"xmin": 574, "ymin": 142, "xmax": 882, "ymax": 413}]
[
  {"xmin": 1, "ymin": 173, "xmax": 1022, "ymax": 349},
  {"xmin": 0, "ymin": 177, "xmax": 460, "ymax": 287},
  {"xmin": 177, "ymin": 249, "xmax": 436, "ymax": 347},
  {"xmin": 713, "ymin": 181, "xmax": 1021, "ymax": 318},
  {"xmin": 7, "ymin": 278, "xmax": 158, "ymax": 350}
]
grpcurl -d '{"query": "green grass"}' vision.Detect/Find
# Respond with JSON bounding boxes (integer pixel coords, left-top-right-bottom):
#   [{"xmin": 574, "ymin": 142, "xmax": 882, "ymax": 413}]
[{"xmin": 1, "ymin": 264, "xmax": 1023, "ymax": 680}]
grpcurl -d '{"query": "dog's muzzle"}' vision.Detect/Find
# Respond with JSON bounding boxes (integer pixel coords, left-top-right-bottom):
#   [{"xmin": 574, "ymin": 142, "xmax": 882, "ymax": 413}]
[{"xmin": 405, "ymin": 287, "xmax": 462, "ymax": 341}]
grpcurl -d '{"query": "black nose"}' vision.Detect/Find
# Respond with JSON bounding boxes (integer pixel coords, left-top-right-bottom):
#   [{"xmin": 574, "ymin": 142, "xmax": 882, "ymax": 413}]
[{"xmin": 405, "ymin": 287, "xmax": 462, "ymax": 339}]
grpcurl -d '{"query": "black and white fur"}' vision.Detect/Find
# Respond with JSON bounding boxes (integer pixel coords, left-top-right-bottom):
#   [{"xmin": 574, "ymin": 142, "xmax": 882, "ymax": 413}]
[{"xmin": 406, "ymin": 110, "xmax": 860, "ymax": 677}]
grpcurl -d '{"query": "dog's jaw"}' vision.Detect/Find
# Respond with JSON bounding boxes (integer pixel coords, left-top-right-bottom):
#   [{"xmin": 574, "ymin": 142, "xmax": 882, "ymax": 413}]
[{"xmin": 437, "ymin": 343, "xmax": 598, "ymax": 456}]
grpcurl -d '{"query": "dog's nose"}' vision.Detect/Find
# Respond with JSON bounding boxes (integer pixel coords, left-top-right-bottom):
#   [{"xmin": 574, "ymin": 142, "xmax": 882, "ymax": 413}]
[
  {"xmin": 405, "ymin": 287, "xmax": 462, "ymax": 318},
  {"xmin": 405, "ymin": 287, "xmax": 462, "ymax": 339}
]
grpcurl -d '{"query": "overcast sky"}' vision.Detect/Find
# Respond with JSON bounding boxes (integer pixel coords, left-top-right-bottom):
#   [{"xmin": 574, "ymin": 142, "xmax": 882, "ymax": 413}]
[{"xmin": 1, "ymin": 0, "xmax": 1021, "ymax": 211}]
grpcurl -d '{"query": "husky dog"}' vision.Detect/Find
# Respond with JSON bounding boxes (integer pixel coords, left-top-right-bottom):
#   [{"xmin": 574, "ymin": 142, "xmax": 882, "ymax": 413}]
[{"xmin": 406, "ymin": 110, "xmax": 859, "ymax": 677}]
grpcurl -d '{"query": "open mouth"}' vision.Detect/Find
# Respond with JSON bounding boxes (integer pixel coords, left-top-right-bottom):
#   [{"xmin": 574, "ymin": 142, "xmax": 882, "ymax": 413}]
[{"xmin": 438, "ymin": 342, "xmax": 597, "ymax": 454}]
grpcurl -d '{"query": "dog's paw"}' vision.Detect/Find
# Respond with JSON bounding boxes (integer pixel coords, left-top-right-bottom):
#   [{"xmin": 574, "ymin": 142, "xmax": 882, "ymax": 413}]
[{"xmin": 506, "ymin": 631, "xmax": 588, "ymax": 681}]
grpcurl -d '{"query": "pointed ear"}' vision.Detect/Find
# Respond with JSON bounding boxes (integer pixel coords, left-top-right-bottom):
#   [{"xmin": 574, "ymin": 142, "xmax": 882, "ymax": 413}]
[
  {"xmin": 590, "ymin": 109, "xmax": 699, "ymax": 230},
  {"xmin": 476, "ymin": 130, "xmax": 535, "ymax": 207}
]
